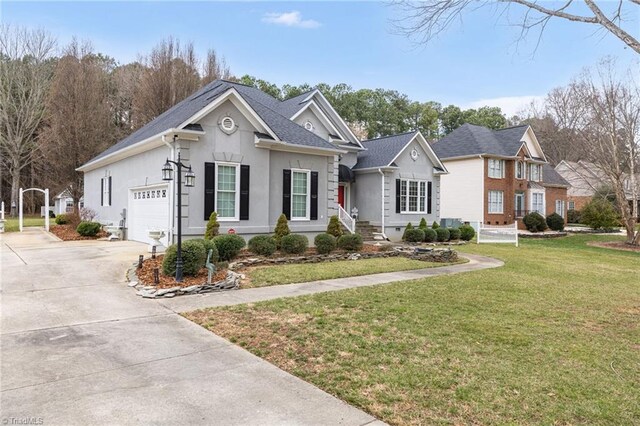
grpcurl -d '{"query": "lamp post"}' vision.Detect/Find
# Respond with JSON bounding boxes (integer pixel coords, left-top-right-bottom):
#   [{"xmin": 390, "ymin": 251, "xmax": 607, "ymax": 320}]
[{"xmin": 162, "ymin": 139, "xmax": 195, "ymax": 282}]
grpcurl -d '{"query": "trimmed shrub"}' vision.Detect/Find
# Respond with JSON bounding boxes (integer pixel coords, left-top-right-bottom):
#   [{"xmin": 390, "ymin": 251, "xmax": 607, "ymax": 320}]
[
  {"xmin": 314, "ymin": 233, "xmax": 336, "ymax": 254},
  {"xmin": 274, "ymin": 214, "xmax": 290, "ymax": 247},
  {"xmin": 55, "ymin": 214, "xmax": 69, "ymax": 225},
  {"xmin": 567, "ymin": 209, "xmax": 581, "ymax": 224},
  {"xmin": 424, "ymin": 228, "xmax": 437, "ymax": 242},
  {"xmin": 431, "ymin": 221, "xmax": 440, "ymax": 229},
  {"xmin": 402, "ymin": 223, "xmax": 414, "ymax": 241},
  {"xmin": 248, "ymin": 235, "xmax": 277, "ymax": 256},
  {"xmin": 459, "ymin": 224, "xmax": 476, "ymax": 241},
  {"xmin": 435, "ymin": 227, "xmax": 450, "ymax": 242},
  {"xmin": 448, "ymin": 227, "xmax": 461, "ymax": 240},
  {"xmin": 523, "ymin": 212, "xmax": 548, "ymax": 232},
  {"xmin": 76, "ymin": 221, "xmax": 101, "ymax": 237},
  {"xmin": 213, "ymin": 234, "xmax": 246, "ymax": 261},
  {"xmin": 404, "ymin": 228, "xmax": 425, "ymax": 243},
  {"xmin": 327, "ymin": 215, "xmax": 343, "ymax": 238},
  {"xmin": 581, "ymin": 198, "xmax": 619, "ymax": 230},
  {"xmin": 190, "ymin": 238, "xmax": 219, "ymax": 263},
  {"xmin": 162, "ymin": 240, "xmax": 207, "ymax": 276},
  {"xmin": 205, "ymin": 212, "xmax": 220, "ymax": 239},
  {"xmin": 546, "ymin": 213, "xmax": 565, "ymax": 231},
  {"xmin": 337, "ymin": 233, "xmax": 364, "ymax": 252},
  {"xmin": 280, "ymin": 234, "xmax": 308, "ymax": 254},
  {"xmin": 418, "ymin": 218, "xmax": 428, "ymax": 230}
]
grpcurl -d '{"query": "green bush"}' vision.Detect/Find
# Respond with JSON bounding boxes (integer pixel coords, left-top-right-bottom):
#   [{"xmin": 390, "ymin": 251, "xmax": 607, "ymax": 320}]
[
  {"xmin": 402, "ymin": 223, "xmax": 414, "ymax": 241},
  {"xmin": 523, "ymin": 212, "xmax": 548, "ymax": 232},
  {"xmin": 190, "ymin": 238, "xmax": 219, "ymax": 263},
  {"xmin": 404, "ymin": 228, "xmax": 425, "ymax": 243},
  {"xmin": 581, "ymin": 198, "xmax": 619, "ymax": 230},
  {"xmin": 205, "ymin": 212, "xmax": 220, "ymax": 239},
  {"xmin": 274, "ymin": 214, "xmax": 290, "ymax": 247},
  {"xmin": 418, "ymin": 218, "xmax": 428, "ymax": 230},
  {"xmin": 327, "ymin": 215, "xmax": 343, "ymax": 238},
  {"xmin": 432, "ymin": 221, "xmax": 440, "ymax": 229},
  {"xmin": 546, "ymin": 213, "xmax": 565, "ymax": 231},
  {"xmin": 162, "ymin": 240, "xmax": 207, "ymax": 276},
  {"xmin": 280, "ymin": 234, "xmax": 308, "ymax": 254},
  {"xmin": 423, "ymin": 228, "xmax": 437, "ymax": 242},
  {"xmin": 76, "ymin": 221, "xmax": 101, "ymax": 237},
  {"xmin": 337, "ymin": 233, "xmax": 364, "ymax": 252},
  {"xmin": 213, "ymin": 234, "xmax": 246, "ymax": 261},
  {"xmin": 314, "ymin": 233, "xmax": 337, "ymax": 254},
  {"xmin": 567, "ymin": 209, "xmax": 581, "ymax": 224},
  {"xmin": 448, "ymin": 227, "xmax": 461, "ymax": 240},
  {"xmin": 248, "ymin": 235, "xmax": 277, "ymax": 256},
  {"xmin": 55, "ymin": 214, "xmax": 69, "ymax": 225},
  {"xmin": 435, "ymin": 227, "xmax": 450, "ymax": 242},
  {"xmin": 459, "ymin": 224, "xmax": 476, "ymax": 241}
]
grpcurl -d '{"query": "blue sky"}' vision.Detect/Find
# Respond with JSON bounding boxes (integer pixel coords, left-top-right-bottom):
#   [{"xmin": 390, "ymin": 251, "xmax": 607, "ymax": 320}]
[{"xmin": 3, "ymin": 1, "xmax": 638, "ymax": 115}]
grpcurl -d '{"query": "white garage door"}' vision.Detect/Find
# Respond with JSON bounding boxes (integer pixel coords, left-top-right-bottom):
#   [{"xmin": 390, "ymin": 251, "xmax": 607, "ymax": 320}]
[{"xmin": 127, "ymin": 184, "xmax": 170, "ymax": 246}]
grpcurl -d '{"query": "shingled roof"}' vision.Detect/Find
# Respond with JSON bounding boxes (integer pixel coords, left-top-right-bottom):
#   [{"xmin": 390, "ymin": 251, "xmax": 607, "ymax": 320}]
[
  {"xmin": 85, "ymin": 80, "xmax": 339, "ymax": 165},
  {"xmin": 431, "ymin": 124, "xmax": 530, "ymax": 160},
  {"xmin": 353, "ymin": 132, "xmax": 417, "ymax": 170},
  {"xmin": 542, "ymin": 164, "xmax": 570, "ymax": 187}
]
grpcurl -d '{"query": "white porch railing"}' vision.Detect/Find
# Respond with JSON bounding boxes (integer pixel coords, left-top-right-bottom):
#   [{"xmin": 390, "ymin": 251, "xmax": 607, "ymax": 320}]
[{"xmin": 338, "ymin": 205, "xmax": 355, "ymax": 234}]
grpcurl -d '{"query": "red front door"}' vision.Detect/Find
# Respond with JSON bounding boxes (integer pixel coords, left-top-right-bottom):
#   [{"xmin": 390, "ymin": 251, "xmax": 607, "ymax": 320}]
[{"xmin": 338, "ymin": 185, "xmax": 345, "ymax": 208}]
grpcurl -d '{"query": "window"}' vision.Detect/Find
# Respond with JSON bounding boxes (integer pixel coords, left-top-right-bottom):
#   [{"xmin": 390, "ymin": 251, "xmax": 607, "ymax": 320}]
[
  {"xmin": 488, "ymin": 190, "xmax": 504, "ymax": 214},
  {"xmin": 514, "ymin": 192, "xmax": 525, "ymax": 217},
  {"xmin": 101, "ymin": 177, "xmax": 111, "ymax": 207},
  {"xmin": 529, "ymin": 164, "xmax": 542, "ymax": 182},
  {"xmin": 216, "ymin": 163, "xmax": 239, "ymax": 220},
  {"xmin": 291, "ymin": 170, "xmax": 310, "ymax": 220},
  {"xmin": 568, "ymin": 200, "xmax": 575, "ymax": 210},
  {"xmin": 488, "ymin": 159, "xmax": 505, "ymax": 178},
  {"xmin": 532, "ymin": 193, "xmax": 544, "ymax": 214},
  {"xmin": 65, "ymin": 200, "xmax": 74, "ymax": 213},
  {"xmin": 400, "ymin": 179, "xmax": 427, "ymax": 213},
  {"xmin": 516, "ymin": 161, "xmax": 525, "ymax": 179},
  {"xmin": 555, "ymin": 200, "xmax": 566, "ymax": 217}
]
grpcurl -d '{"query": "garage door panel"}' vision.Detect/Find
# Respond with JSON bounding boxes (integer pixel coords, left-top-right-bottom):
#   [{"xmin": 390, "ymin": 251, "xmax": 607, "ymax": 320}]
[{"xmin": 128, "ymin": 185, "xmax": 170, "ymax": 246}]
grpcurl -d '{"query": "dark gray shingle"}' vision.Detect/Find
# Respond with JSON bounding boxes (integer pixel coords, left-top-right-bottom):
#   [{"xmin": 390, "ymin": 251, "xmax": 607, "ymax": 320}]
[
  {"xmin": 431, "ymin": 124, "xmax": 529, "ymax": 160},
  {"xmin": 542, "ymin": 163, "xmax": 569, "ymax": 187},
  {"xmin": 353, "ymin": 132, "xmax": 417, "ymax": 170}
]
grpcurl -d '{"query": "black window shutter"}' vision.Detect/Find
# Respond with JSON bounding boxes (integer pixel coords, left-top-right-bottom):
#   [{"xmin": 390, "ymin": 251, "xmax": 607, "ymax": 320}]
[
  {"xmin": 427, "ymin": 181, "xmax": 433, "ymax": 214},
  {"xmin": 282, "ymin": 169, "xmax": 291, "ymax": 220},
  {"xmin": 395, "ymin": 179, "xmax": 401, "ymax": 213},
  {"xmin": 204, "ymin": 162, "xmax": 215, "ymax": 220},
  {"xmin": 100, "ymin": 178, "xmax": 104, "ymax": 207},
  {"xmin": 240, "ymin": 165, "xmax": 250, "ymax": 220},
  {"xmin": 108, "ymin": 176, "xmax": 112, "ymax": 206},
  {"xmin": 310, "ymin": 171, "xmax": 318, "ymax": 220}
]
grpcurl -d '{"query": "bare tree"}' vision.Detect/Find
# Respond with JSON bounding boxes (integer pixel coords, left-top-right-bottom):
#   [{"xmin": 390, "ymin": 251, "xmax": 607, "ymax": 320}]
[
  {"xmin": 393, "ymin": 0, "xmax": 640, "ymax": 54},
  {"xmin": 202, "ymin": 48, "xmax": 231, "ymax": 85},
  {"xmin": 41, "ymin": 39, "xmax": 115, "ymax": 213},
  {"xmin": 0, "ymin": 25, "xmax": 55, "ymax": 215}
]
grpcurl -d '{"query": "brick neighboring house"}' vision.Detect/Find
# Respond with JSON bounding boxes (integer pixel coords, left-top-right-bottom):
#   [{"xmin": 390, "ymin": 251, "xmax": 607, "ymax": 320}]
[{"xmin": 431, "ymin": 123, "xmax": 569, "ymax": 229}]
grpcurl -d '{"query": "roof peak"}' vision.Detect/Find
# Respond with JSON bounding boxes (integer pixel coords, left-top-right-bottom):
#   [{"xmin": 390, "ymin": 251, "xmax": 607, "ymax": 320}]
[{"xmin": 362, "ymin": 131, "xmax": 417, "ymax": 143}]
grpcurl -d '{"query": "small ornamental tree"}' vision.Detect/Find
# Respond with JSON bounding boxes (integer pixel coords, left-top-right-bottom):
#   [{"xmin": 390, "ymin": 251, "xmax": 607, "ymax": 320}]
[
  {"xmin": 581, "ymin": 198, "xmax": 620, "ymax": 230},
  {"xmin": 327, "ymin": 215, "xmax": 343, "ymax": 238},
  {"xmin": 418, "ymin": 218, "xmax": 428, "ymax": 230},
  {"xmin": 205, "ymin": 212, "xmax": 220, "ymax": 240},
  {"xmin": 402, "ymin": 222, "xmax": 414, "ymax": 241},
  {"xmin": 432, "ymin": 221, "xmax": 440, "ymax": 229},
  {"xmin": 274, "ymin": 213, "xmax": 290, "ymax": 247}
]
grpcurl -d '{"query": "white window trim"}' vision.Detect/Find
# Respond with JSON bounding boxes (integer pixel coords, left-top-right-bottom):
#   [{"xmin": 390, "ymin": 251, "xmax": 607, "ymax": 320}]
[
  {"xmin": 555, "ymin": 200, "xmax": 565, "ymax": 217},
  {"xmin": 215, "ymin": 162, "xmax": 240, "ymax": 222},
  {"xmin": 400, "ymin": 178, "xmax": 428, "ymax": 214},
  {"xmin": 530, "ymin": 191, "xmax": 545, "ymax": 215},
  {"xmin": 488, "ymin": 190, "xmax": 504, "ymax": 214},
  {"xmin": 291, "ymin": 168, "xmax": 311, "ymax": 221},
  {"xmin": 529, "ymin": 163, "xmax": 542, "ymax": 182},
  {"xmin": 101, "ymin": 177, "xmax": 111, "ymax": 207},
  {"xmin": 488, "ymin": 159, "xmax": 505, "ymax": 179},
  {"xmin": 568, "ymin": 201, "xmax": 575, "ymax": 210},
  {"xmin": 516, "ymin": 160, "xmax": 526, "ymax": 180}
]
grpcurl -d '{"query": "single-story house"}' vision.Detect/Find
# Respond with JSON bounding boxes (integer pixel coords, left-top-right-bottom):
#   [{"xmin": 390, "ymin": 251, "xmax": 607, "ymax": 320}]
[
  {"xmin": 53, "ymin": 190, "xmax": 84, "ymax": 215},
  {"xmin": 431, "ymin": 123, "xmax": 569, "ymax": 229},
  {"xmin": 78, "ymin": 80, "xmax": 447, "ymax": 245}
]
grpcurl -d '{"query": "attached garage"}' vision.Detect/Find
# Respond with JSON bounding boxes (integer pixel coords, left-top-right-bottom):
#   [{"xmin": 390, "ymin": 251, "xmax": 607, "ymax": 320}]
[{"xmin": 127, "ymin": 184, "xmax": 170, "ymax": 247}]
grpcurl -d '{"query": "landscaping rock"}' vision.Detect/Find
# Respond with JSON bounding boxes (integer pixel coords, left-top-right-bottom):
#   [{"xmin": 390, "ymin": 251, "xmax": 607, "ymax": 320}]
[{"xmin": 128, "ymin": 281, "xmax": 138, "ymax": 287}]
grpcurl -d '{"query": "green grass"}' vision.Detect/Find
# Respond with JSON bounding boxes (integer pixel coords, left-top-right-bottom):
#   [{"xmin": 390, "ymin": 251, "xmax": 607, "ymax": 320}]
[
  {"xmin": 186, "ymin": 235, "xmax": 640, "ymax": 425},
  {"xmin": 244, "ymin": 257, "xmax": 462, "ymax": 288},
  {"xmin": 2, "ymin": 216, "xmax": 46, "ymax": 232}
]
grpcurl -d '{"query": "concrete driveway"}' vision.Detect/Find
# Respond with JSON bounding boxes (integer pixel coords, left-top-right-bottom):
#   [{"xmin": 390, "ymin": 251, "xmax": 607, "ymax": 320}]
[{"xmin": 1, "ymin": 229, "xmax": 380, "ymax": 425}]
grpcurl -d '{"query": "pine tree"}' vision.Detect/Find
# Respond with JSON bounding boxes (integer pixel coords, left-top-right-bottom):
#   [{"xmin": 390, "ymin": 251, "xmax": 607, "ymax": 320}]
[
  {"xmin": 327, "ymin": 215, "xmax": 343, "ymax": 238},
  {"xmin": 274, "ymin": 214, "xmax": 290, "ymax": 247},
  {"xmin": 402, "ymin": 222, "xmax": 413, "ymax": 241},
  {"xmin": 205, "ymin": 212, "xmax": 220, "ymax": 239},
  {"xmin": 431, "ymin": 221, "xmax": 440, "ymax": 229},
  {"xmin": 419, "ymin": 218, "xmax": 428, "ymax": 230}
]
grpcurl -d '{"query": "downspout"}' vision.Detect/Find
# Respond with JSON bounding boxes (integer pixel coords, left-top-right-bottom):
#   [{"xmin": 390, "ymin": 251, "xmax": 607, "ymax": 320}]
[
  {"xmin": 378, "ymin": 168, "xmax": 389, "ymax": 240},
  {"xmin": 162, "ymin": 135, "xmax": 176, "ymax": 244}
]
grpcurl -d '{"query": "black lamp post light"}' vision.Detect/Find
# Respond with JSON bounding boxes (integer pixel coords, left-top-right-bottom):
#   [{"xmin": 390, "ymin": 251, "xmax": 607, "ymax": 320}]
[{"xmin": 162, "ymin": 141, "xmax": 195, "ymax": 282}]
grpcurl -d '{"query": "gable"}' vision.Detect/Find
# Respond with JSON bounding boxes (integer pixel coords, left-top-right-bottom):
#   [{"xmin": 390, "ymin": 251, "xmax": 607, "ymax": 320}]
[
  {"xmin": 522, "ymin": 127, "xmax": 546, "ymax": 160},
  {"xmin": 293, "ymin": 107, "xmax": 333, "ymax": 141}
]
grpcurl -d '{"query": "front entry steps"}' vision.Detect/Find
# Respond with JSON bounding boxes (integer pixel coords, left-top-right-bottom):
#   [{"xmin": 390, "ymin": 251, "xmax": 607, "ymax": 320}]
[{"xmin": 355, "ymin": 221, "xmax": 381, "ymax": 240}]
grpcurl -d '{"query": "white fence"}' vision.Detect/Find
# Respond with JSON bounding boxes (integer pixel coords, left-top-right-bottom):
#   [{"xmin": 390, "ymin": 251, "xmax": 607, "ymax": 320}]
[
  {"xmin": 338, "ymin": 205, "xmax": 355, "ymax": 234},
  {"xmin": 477, "ymin": 222, "xmax": 519, "ymax": 247}
]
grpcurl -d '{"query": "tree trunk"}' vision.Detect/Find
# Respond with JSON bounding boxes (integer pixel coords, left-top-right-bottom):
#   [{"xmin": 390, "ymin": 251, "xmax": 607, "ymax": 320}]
[{"xmin": 10, "ymin": 168, "xmax": 19, "ymax": 217}]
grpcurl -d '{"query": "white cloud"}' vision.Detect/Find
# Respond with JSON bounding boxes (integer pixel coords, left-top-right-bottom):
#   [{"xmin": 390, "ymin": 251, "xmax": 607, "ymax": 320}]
[
  {"xmin": 465, "ymin": 95, "xmax": 545, "ymax": 117},
  {"xmin": 262, "ymin": 11, "xmax": 321, "ymax": 29}
]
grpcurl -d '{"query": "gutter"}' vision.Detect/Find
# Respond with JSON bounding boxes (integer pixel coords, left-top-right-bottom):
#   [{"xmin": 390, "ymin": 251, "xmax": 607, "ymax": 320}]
[{"xmin": 378, "ymin": 168, "xmax": 389, "ymax": 241}]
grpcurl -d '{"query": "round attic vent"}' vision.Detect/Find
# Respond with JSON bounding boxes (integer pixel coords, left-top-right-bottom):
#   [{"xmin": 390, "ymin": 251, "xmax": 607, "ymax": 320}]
[
  {"xmin": 219, "ymin": 116, "xmax": 236, "ymax": 134},
  {"xmin": 304, "ymin": 121, "xmax": 314, "ymax": 131}
]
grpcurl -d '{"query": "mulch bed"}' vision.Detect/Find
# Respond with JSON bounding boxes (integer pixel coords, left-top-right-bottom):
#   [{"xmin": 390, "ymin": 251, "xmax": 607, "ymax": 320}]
[
  {"xmin": 234, "ymin": 243, "xmax": 381, "ymax": 260},
  {"xmin": 50, "ymin": 224, "xmax": 108, "ymax": 241},
  {"xmin": 587, "ymin": 241, "xmax": 640, "ymax": 252},
  {"xmin": 136, "ymin": 255, "xmax": 227, "ymax": 288}
]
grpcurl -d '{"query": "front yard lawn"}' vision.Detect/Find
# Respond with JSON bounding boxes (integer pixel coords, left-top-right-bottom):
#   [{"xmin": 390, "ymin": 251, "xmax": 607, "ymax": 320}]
[
  {"xmin": 185, "ymin": 235, "xmax": 640, "ymax": 425},
  {"xmin": 2, "ymin": 216, "xmax": 45, "ymax": 232},
  {"xmin": 242, "ymin": 257, "xmax": 463, "ymax": 288}
]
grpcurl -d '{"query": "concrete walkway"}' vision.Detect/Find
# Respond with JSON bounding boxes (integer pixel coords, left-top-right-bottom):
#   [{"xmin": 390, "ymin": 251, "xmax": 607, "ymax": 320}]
[{"xmin": 1, "ymin": 229, "xmax": 502, "ymax": 425}]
